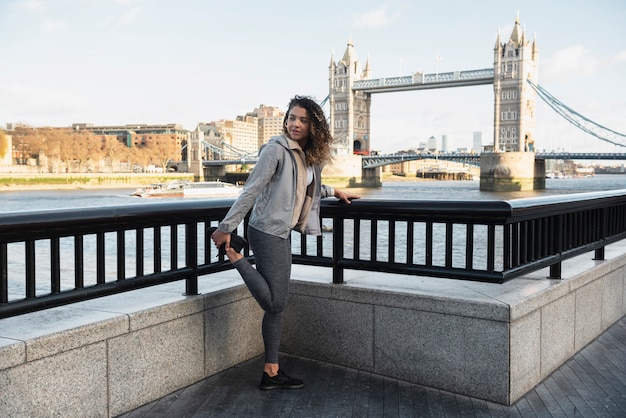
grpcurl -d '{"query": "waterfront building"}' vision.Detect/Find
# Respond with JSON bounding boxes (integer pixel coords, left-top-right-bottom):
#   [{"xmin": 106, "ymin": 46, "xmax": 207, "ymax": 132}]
[
  {"xmin": 245, "ymin": 104, "xmax": 285, "ymax": 147},
  {"xmin": 211, "ymin": 116, "xmax": 259, "ymax": 156},
  {"xmin": 71, "ymin": 123, "xmax": 188, "ymax": 151}
]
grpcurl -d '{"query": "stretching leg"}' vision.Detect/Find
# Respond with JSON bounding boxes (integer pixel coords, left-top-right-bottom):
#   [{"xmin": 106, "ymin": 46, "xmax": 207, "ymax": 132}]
[{"xmin": 232, "ymin": 226, "xmax": 291, "ymax": 364}]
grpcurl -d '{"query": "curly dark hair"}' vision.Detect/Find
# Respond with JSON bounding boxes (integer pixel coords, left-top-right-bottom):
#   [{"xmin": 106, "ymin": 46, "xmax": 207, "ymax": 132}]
[{"xmin": 283, "ymin": 95, "xmax": 334, "ymax": 166}]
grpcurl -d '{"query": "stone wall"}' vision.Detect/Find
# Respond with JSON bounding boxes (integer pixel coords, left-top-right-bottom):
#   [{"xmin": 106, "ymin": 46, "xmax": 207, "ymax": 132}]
[
  {"xmin": 282, "ymin": 242, "xmax": 626, "ymax": 404},
  {"xmin": 1, "ymin": 243, "xmax": 624, "ymax": 415},
  {"xmin": 0, "ymin": 274, "xmax": 262, "ymax": 417}
]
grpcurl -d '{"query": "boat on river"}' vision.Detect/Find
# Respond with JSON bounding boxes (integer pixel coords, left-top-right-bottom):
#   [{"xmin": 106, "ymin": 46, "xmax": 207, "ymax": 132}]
[
  {"xmin": 131, "ymin": 180, "xmax": 187, "ymax": 198},
  {"xmin": 131, "ymin": 180, "xmax": 242, "ymax": 198},
  {"xmin": 182, "ymin": 181, "xmax": 242, "ymax": 197}
]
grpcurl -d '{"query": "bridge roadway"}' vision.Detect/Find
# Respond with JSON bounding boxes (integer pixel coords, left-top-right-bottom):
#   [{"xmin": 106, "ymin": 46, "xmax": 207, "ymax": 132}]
[
  {"xmin": 351, "ymin": 68, "xmax": 495, "ymax": 93},
  {"xmin": 201, "ymin": 152, "xmax": 626, "ymax": 169}
]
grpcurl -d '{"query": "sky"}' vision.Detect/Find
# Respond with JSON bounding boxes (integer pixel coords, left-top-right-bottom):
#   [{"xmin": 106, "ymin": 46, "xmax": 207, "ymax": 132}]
[{"xmin": 1, "ymin": 0, "xmax": 625, "ymax": 154}]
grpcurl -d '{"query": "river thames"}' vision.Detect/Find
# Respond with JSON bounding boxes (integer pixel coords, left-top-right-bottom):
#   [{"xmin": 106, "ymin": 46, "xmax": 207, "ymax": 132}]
[{"xmin": 3, "ymin": 174, "xmax": 626, "ymax": 213}]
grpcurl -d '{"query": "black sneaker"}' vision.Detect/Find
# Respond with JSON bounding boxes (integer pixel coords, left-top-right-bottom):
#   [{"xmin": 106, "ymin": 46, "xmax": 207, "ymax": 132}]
[{"xmin": 259, "ymin": 369, "xmax": 304, "ymax": 390}]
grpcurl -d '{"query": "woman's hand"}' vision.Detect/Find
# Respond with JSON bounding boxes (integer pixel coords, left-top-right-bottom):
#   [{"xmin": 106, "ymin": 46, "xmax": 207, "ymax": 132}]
[
  {"xmin": 211, "ymin": 228, "xmax": 231, "ymax": 251},
  {"xmin": 334, "ymin": 189, "xmax": 361, "ymax": 204}
]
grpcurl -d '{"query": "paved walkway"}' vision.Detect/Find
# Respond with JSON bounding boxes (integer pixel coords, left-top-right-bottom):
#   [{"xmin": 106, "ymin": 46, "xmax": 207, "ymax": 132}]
[{"xmin": 118, "ymin": 316, "xmax": 625, "ymax": 417}]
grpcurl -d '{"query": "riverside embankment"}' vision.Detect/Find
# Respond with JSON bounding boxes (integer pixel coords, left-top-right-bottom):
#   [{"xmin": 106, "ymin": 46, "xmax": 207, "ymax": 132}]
[{"xmin": 0, "ymin": 173, "xmax": 195, "ymax": 191}]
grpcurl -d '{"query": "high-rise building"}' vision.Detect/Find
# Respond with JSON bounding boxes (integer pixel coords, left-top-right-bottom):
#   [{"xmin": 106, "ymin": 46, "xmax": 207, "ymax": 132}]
[
  {"xmin": 472, "ymin": 131, "xmax": 482, "ymax": 153},
  {"xmin": 245, "ymin": 104, "xmax": 285, "ymax": 147},
  {"xmin": 441, "ymin": 135, "xmax": 448, "ymax": 153},
  {"xmin": 212, "ymin": 116, "xmax": 259, "ymax": 156},
  {"xmin": 427, "ymin": 136, "xmax": 438, "ymax": 153}
]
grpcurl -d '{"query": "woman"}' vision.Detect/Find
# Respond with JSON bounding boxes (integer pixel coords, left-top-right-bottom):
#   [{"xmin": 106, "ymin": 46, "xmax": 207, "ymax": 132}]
[{"xmin": 211, "ymin": 95, "xmax": 360, "ymax": 390}]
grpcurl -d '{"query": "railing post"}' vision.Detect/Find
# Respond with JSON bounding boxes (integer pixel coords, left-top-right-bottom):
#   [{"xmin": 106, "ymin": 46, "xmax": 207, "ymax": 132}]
[
  {"xmin": 1, "ymin": 242, "xmax": 7, "ymax": 303},
  {"xmin": 26, "ymin": 240, "xmax": 35, "ymax": 298},
  {"xmin": 332, "ymin": 216, "xmax": 344, "ymax": 284},
  {"xmin": 549, "ymin": 262, "xmax": 562, "ymax": 280},
  {"xmin": 593, "ymin": 207, "xmax": 607, "ymax": 261},
  {"xmin": 185, "ymin": 223, "xmax": 199, "ymax": 295},
  {"xmin": 593, "ymin": 247, "xmax": 605, "ymax": 261},
  {"xmin": 117, "ymin": 230, "xmax": 125, "ymax": 281}
]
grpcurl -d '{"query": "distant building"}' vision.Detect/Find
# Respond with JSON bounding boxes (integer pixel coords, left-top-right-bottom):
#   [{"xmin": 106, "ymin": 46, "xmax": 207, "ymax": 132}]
[
  {"xmin": 245, "ymin": 104, "xmax": 285, "ymax": 147},
  {"xmin": 72, "ymin": 123, "xmax": 187, "ymax": 151},
  {"xmin": 427, "ymin": 136, "xmax": 438, "ymax": 153},
  {"xmin": 472, "ymin": 131, "xmax": 482, "ymax": 153},
  {"xmin": 211, "ymin": 116, "xmax": 259, "ymax": 156},
  {"xmin": 441, "ymin": 135, "xmax": 448, "ymax": 153}
]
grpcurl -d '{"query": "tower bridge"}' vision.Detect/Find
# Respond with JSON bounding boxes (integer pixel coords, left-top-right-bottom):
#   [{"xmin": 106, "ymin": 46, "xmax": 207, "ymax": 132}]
[
  {"xmin": 192, "ymin": 14, "xmax": 625, "ymax": 191},
  {"xmin": 351, "ymin": 68, "xmax": 495, "ymax": 93},
  {"xmin": 320, "ymin": 14, "xmax": 543, "ymax": 190},
  {"xmin": 327, "ymin": 16, "xmax": 538, "ymax": 159}
]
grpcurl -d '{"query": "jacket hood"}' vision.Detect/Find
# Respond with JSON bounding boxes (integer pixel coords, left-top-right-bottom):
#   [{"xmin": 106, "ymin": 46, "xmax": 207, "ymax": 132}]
[{"xmin": 264, "ymin": 135, "xmax": 290, "ymax": 150}]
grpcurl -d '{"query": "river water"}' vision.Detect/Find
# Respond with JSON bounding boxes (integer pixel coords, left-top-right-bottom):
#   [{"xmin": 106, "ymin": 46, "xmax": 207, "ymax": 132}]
[{"xmin": 3, "ymin": 174, "xmax": 626, "ymax": 213}]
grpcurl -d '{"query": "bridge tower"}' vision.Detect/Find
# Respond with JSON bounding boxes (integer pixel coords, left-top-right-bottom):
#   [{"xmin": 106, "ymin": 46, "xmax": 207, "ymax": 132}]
[
  {"xmin": 187, "ymin": 126, "xmax": 205, "ymax": 181},
  {"xmin": 481, "ymin": 15, "xmax": 544, "ymax": 191},
  {"xmin": 329, "ymin": 39, "xmax": 372, "ymax": 156},
  {"xmin": 492, "ymin": 15, "xmax": 539, "ymax": 152}
]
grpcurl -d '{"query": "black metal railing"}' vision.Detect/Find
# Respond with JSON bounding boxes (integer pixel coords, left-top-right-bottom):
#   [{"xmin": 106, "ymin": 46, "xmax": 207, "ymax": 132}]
[{"xmin": 2, "ymin": 189, "xmax": 626, "ymax": 319}]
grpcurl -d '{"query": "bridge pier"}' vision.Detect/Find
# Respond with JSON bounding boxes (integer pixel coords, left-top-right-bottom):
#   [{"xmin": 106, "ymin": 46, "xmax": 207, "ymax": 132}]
[
  {"xmin": 479, "ymin": 152, "xmax": 545, "ymax": 191},
  {"xmin": 188, "ymin": 161, "xmax": 204, "ymax": 182},
  {"xmin": 203, "ymin": 165, "xmax": 226, "ymax": 180},
  {"xmin": 321, "ymin": 155, "xmax": 373, "ymax": 187},
  {"xmin": 357, "ymin": 166, "xmax": 382, "ymax": 187}
]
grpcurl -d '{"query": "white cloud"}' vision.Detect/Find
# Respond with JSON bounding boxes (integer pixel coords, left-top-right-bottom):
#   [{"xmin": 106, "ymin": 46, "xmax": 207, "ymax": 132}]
[
  {"xmin": 117, "ymin": 7, "xmax": 141, "ymax": 26},
  {"xmin": 541, "ymin": 46, "xmax": 626, "ymax": 88},
  {"xmin": 41, "ymin": 18, "xmax": 70, "ymax": 32},
  {"xmin": 0, "ymin": 84, "xmax": 83, "ymax": 122},
  {"xmin": 99, "ymin": 6, "xmax": 142, "ymax": 28},
  {"xmin": 541, "ymin": 45, "xmax": 599, "ymax": 82},
  {"xmin": 610, "ymin": 50, "xmax": 626, "ymax": 64},
  {"xmin": 352, "ymin": 4, "xmax": 400, "ymax": 29},
  {"xmin": 14, "ymin": 0, "xmax": 48, "ymax": 14}
]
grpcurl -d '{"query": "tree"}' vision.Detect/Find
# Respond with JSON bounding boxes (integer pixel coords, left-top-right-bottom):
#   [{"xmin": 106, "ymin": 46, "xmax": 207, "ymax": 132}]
[
  {"xmin": 0, "ymin": 131, "xmax": 8, "ymax": 159},
  {"xmin": 145, "ymin": 138, "xmax": 180, "ymax": 172},
  {"xmin": 73, "ymin": 131, "xmax": 104, "ymax": 172},
  {"xmin": 101, "ymin": 135, "xmax": 128, "ymax": 171}
]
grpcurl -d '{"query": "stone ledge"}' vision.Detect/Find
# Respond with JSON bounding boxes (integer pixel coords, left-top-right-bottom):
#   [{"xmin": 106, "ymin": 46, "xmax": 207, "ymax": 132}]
[
  {"xmin": 283, "ymin": 240, "xmax": 626, "ymax": 404},
  {"xmin": 1, "ymin": 242, "xmax": 624, "ymax": 414},
  {"xmin": 0, "ymin": 271, "xmax": 264, "ymax": 418}
]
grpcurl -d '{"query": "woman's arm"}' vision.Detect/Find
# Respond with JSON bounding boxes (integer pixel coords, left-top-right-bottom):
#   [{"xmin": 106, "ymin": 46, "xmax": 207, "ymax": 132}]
[
  {"xmin": 217, "ymin": 142, "xmax": 281, "ymax": 232},
  {"xmin": 334, "ymin": 188, "xmax": 360, "ymax": 204}
]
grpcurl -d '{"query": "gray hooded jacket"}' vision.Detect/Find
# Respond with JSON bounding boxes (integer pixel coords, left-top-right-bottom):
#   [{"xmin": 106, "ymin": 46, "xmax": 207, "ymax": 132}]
[{"xmin": 218, "ymin": 135, "xmax": 334, "ymax": 239}]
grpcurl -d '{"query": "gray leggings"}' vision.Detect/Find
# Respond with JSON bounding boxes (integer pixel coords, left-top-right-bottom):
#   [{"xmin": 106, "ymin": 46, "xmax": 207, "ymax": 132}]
[{"xmin": 233, "ymin": 226, "xmax": 292, "ymax": 364}]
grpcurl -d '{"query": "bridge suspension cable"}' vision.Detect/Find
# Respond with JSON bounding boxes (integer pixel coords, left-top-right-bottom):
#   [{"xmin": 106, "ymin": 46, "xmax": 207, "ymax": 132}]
[
  {"xmin": 527, "ymin": 79, "xmax": 626, "ymax": 148},
  {"xmin": 200, "ymin": 141, "xmax": 257, "ymax": 160}
]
